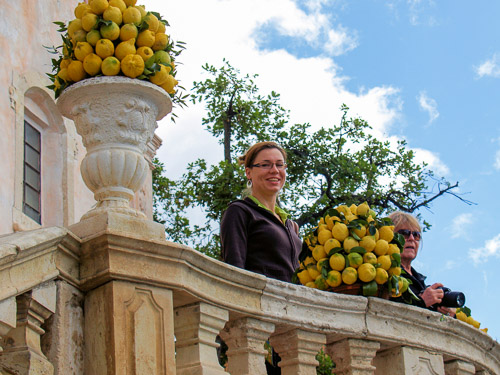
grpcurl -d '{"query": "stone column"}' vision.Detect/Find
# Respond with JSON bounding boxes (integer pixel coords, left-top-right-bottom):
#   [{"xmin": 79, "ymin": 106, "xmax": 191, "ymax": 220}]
[
  {"xmin": 219, "ymin": 317, "xmax": 275, "ymax": 375},
  {"xmin": 84, "ymin": 281, "xmax": 176, "ymax": 375},
  {"xmin": 0, "ymin": 282, "xmax": 56, "ymax": 375},
  {"xmin": 373, "ymin": 346, "xmax": 445, "ymax": 375},
  {"xmin": 0, "ymin": 297, "xmax": 16, "ymax": 352},
  {"xmin": 327, "ymin": 338, "xmax": 380, "ymax": 375},
  {"xmin": 270, "ymin": 327, "xmax": 326, "ymax": 375},
  {"xmin": 174, "ymin": 302, "xmax": 229, "ymax": 375},
  {"xmin": 444, "ymin": 360, "xmax": 476, "ymax": 375}
]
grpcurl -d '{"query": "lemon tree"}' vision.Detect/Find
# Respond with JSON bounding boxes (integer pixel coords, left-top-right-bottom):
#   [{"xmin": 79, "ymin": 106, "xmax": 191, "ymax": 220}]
[
  {"xmin": 45, "ymin": 0, "xmax": 187, "ymax": 115},
  {"xmin": 293, "ymin": 202, "xmax": 417, "ymax": 300}
]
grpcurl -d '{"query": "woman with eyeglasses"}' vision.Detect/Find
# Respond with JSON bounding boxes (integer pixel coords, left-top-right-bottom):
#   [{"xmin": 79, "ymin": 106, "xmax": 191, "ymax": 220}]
[
  {"xmin": 389, "ymin": 211, "xmax": 455, "ymax": 317},
  {"xmin": 220, "ymin": 141, "xmax": 301, "ymax": 374},
  {"xmin": 220, "ymin": 141, "xmax": 301, "ymax": 283}
]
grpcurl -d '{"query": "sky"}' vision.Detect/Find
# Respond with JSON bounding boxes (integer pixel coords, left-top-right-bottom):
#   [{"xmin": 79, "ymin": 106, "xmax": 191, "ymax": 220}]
[{"xmin": 146, "ymin": 0, "xmax": 500, "ymax": 340}]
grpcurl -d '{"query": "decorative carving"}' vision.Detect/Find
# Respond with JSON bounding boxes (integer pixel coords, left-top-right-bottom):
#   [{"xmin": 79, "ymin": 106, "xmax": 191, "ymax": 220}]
[{"xmin": 57, "ymin": 77, "xmax": 172, "ymax": 220}]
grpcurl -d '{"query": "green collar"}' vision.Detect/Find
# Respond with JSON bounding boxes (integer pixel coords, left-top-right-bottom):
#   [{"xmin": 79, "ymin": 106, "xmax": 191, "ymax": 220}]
[{"xmin": 248, "ymin": 196, "xmax": 289, "ymax": 223}]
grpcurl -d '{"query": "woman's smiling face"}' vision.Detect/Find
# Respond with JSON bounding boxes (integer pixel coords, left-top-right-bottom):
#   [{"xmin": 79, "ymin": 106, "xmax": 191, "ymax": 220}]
[{"xmin": 245, "ymin": 148, "xmax": 286, "ymax": 197}]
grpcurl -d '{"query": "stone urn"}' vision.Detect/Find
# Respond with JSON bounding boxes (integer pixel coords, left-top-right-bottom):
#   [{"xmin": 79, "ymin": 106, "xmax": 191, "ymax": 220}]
[{"xmin": 57, "ymin": 76, "xmax": 172, "ymax": 220}]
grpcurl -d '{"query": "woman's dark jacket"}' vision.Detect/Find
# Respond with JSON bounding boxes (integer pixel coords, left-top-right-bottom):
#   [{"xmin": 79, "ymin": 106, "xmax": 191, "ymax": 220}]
[{"xmin": 220, "ymin": 198, "xmax": 301, "ymax": 282}]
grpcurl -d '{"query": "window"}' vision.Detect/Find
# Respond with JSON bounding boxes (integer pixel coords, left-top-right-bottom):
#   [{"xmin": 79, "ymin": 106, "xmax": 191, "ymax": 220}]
[{"xmin": 23, "ymin": 120, "xmax": 41, "ymax": 224}]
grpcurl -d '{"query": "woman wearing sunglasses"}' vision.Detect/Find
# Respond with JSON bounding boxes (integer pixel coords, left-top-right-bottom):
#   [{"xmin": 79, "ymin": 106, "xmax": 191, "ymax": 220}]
[
  {"xmin": 389, "ymin": 211, "xmax": 455, "ymax": 317},
  {"xmin": 220, "ymin": 141, "xmax": 301, "ymax": 283}
]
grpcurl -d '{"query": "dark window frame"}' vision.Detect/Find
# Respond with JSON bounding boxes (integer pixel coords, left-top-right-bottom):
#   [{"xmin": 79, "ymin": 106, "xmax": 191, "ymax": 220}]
[{"xmin": 23, "ymin": 120, "xmax": 41, "ymax": 224}]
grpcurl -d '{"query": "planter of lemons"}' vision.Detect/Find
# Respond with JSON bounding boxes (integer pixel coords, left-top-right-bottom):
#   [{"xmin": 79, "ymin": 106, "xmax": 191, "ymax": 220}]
[
  {"xmin": 52, "ymin": 0, "xmax": 181, "ymax": 220},
  {"xmin": 294, "ymin": 203, "xmax": 414, "ymax": 302}
]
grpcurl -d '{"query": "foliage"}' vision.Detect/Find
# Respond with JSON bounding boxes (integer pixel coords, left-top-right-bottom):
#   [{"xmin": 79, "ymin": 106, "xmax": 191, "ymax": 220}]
[
  {"xmin": 153, "ymin": 61, "xmax": 471, "ymax": 258},
  {"xmin": 316, "ymin": 347, "xmax": 336, "ymax": 375}
]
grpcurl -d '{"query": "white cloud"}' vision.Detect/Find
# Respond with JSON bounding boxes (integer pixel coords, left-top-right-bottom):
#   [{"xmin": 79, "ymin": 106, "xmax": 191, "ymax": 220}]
[
  {"xmin": 412, "ymin": 148, "xmax": 450, "ymax": 176},
  {"xmin": 475, "ymin": 53, "xmax": 500, "ymax": 78},
  {"xmin": 449, "ymin": 213, "xmax": 474, "ymax": 239},
  {"xmin": 494, "ymin": 149, "xmax": 500, "ymax": 170},
  {"xmin": 417, "ymin": 91, "xmax": 439, "ymax": 125},
  {"xmin": 469, "ymin": 233, "xmax": 500, "ymax": 264},
  {"xmin": 324, "ymin": 26, "xmax": 358, "ymax": 56}
]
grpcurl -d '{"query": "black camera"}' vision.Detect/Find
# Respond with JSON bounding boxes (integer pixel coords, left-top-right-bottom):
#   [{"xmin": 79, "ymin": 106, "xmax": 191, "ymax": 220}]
[{"xmin": 437, "ymin": 287, "xmax": 465, "ymax": 308}]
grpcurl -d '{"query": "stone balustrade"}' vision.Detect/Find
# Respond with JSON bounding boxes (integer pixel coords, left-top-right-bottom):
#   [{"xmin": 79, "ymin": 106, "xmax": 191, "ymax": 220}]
[{"xmin": 0, "ymin": 221, "xmax": 499, "ymax": 374}]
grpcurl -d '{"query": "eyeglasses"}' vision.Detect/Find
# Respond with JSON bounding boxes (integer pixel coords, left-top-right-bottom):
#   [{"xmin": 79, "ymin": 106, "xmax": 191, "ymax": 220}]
[
  {"xmin": 397, "ymin": 229, "xmax": 421, "ymax": 240},
  {"xmin": 251, "ymin": 162, "xmax": 287, "ymax": 170}
]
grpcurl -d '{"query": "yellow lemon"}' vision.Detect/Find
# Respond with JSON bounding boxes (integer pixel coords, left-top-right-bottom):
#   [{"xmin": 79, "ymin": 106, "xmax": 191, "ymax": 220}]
[
  {"xmin": 349, "ymin": 203, "xmax": 357, "ymax": 215},
  {"xmin": 357, "ymin": 202, "xmax": 370, "ymax": 216},
  {"xmin": 374, "ymin": 239, "xmax": 389, "ymax": 256},
  {"xmin": 136, "ymin": 46, "xmax": 154, "ymax": 62},
  {"xmin": 374, "ymin": 268, "xmax": 388, "ymax": 285},
  {"xmin": 307, "ymin": 265, "xmax": 320, "ymax": 280},
  {"xmin": 135, "ymin": 5, "xmax": 147, "ymax": 18},
  {"xmin": 324, "ymin": 238, "xmax": 341, "ymax": 255},
  {"xmin": 316, "ymin": 258, "xmax": 329, "ymax": 272},
  {"xmin": 142, "ymin": 12, "xmax": 159, "ymax": 32},
  {"xmin": 363, "ymin": 252, "xmax": 377, "ymax": 265},
  {"xmin": 326, "ymin": 270, "xmax": 342, "ymax": 288},
  {"xmin": 342, "ymin": 267, "xmax": 358, "ymax": 285},
  {"xmin": 68, "ymin": 19, "xmax": 83, "ymax": 39},
  {"xmin": 391, "ymin": 279, "xmax": 404, "ymax": 297},
  {"xmin": 101, "ymin": 56, "xmax": 120, "ymax": 75},
  {"xmin": 301, "ymin": 256, "xmax": 315, "ymax": 269},
  {"xmin": 347, "ymin": 252, "xmax": 363, "ymax": 269},
  {"xmin": 71, "ymin": 29, "xmax": 88, "ymax": 44},
  {"xmin": 345, "ymin": 214, "xmax": 358, "ymax": 223},
  {"xmin": 160, "ymin": 74, "xmax": 178, "ymax": 94},
  {"xmin": 114, "ymin": 38, "xmax": 136, "ymax": 60},
  {"xmin": 387, "ymin": 243, "xmax": 400, "ymax": 256},
  {"xmin": 373, "ymin": 227, "xmax": 380, "ymax": 240},
  {"xmin": 353, "ymin": 225, "xmax": 367, "ymax": 238},
  {"xmin": 108, "ymin": 0, "xmax": 126, "ymax": 13},
  {"xmin": 95, "ymin": 38, "xmax": 115, "ymax": 59},
  {"xmin": 317, "ymin": 228, "xmax": 333, "ymax": 245},
  {"xmin": 388, "ymin": 267, "xmax": 401, "ymax": 276},
  {"xmin": 157, "ymin": 20, "xmax": 166, "ymax": 34},
  {"xmin": 481, "ymin": 327, "xmax": 488, "ymax": 333},
  {"xmin": 471, "ymin": 319, "xmax": 480, "ymax": 329},
  {"xmin": 332, "ymin": 222, "xmax": 349, "ymax": 242},
  {"xmin": 359, "ymin": 235, "xmax": 376, "ymax": 252},
  {"xmin": 456, "ymin": 311, "xmax": 467, "ymax": 322},
  {"xmin": 312, "ymin": 245, "xmax": 327, "ymax": 261},
  {"xmin": 136, "ymin": 29, "xmax": 155, "ymax": 48},
  {"xmin": 325, "ymin": 215, "xmax": 338, "ymax": 230},
  {"xmin": 82, "ymin": 13, "xmax": 99, "ymax": 31},
  {"xmin": 60, "ymin": 59, "xmax": 72, "ymax": 69},
  {"xmin": 152, "ymin": 32, "xmax": 169, "ymax": 51},
  {"xmin": 377, "ymin": 255, "xmax": 391, "ymax": 271},
  {"xmin": 358, "ymin": 263, "xmax": 376, "ymax": 282},
  {"xmin": 379, "ymin": 225, "xmax": 395, "ymax": 242},
  {"xmin": 119, "ymin": 23, "xmax": 138, "ymax": 41},
  {"xmin": 400, "ymin": 277, "xmax": 409, "ymax": 293},
  {"xmin": 121, "ymin": 54, "xmax": 144, "ymax": 78},
  {"xmin": 67, "ymin": 60, "xmax": 86, "ymax": 82},
  {"xmin": 329, "ymin": 253, "xmax": 346, "ymax": 272},
  {"xmin": 86, "ymin": 29, "xmax": 101, "ymax": 46},
  {"xmin": 89, "ymin": 0, "xmax": 109, "ymax": 15},
  {"xmin": 74, "ymin": 41, "xmax": 94, "ymax": 61},
  {"xmin": 83, "ymin": 53, "xmax": 102, "ymax": 76},
  {"xmin": 153, "ymin": 50, "xmax": 171, "ymax": 64},
  {"xmin": 122, "ymin": 6, "xmax": 141, "ymax": 25},
  {"xmin": 103, "ymin": 6, "xmax": 122, "ymax": 25},
  {"xmin": 57, "ymin": 68, "xmax": 71, "ymax": 82},
  {"xmin": 124, "ymin": 0, "xmax": 137, "ymax": 5},
  {"xmin": 305, "ymin": 281, "xmax": 317, "ymax": 289},
  {"xmin": 336, "ymin": 205, "xmax": 350, "ymax": 216},
  {"xmin": 343, "ymin": 236, "xmax": 359, "ymax": 253},
  {"xmin": 75, "ymin": 2, "xmax": 92, "ymax": 19},
  {"xmin": 100, "ymin": 21, "xmax": 120, "ymax": 40},
  {"xmin": 297, "ymin": 269, "xmax": 313, "ymax": 285}
]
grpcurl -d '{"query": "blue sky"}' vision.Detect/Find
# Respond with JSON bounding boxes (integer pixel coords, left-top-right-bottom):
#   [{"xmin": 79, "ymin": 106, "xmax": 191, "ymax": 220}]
[{"xmin": 149, "ymin": 0, "xmax": 500, "ymax": 340}]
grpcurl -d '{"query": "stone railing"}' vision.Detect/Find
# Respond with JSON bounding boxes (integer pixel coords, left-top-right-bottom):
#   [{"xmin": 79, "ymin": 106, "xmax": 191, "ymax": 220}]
[{"xmin": 0, "ymin": 222, "xmax": 499, "ymax": 375}]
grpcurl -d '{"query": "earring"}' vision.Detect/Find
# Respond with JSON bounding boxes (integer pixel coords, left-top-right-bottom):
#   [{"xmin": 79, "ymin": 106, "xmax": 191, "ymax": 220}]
[{"xmin": 247, "ymin": 179, "xmax": 252, "ymax": 188}]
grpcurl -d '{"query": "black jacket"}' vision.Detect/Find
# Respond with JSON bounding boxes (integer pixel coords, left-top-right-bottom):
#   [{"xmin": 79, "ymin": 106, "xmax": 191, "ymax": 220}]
[{"xmin": 220, "ymin": 198, "xmax": 301, "ymax": 282}]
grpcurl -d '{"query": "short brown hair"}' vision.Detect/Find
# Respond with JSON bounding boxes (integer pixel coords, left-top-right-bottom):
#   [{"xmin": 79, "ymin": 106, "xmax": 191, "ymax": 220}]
[
  {"xmin": 238, "ymin": 141, "xmax": 287, "ymax": 168},
  {"xmin": 389, "ymin": 211, "xmax": 421, "ymax": 232}
]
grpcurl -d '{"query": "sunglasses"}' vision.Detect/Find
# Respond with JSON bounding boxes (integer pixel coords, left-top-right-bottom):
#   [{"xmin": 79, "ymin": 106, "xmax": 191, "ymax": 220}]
[{"xmin": 397, "ymin": 229, "xmax": 421, "ymax": 240}]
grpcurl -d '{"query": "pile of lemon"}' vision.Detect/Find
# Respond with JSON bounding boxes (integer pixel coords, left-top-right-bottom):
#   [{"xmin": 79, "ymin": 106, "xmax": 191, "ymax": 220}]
[
  {"xmin": 456, "ymin": 309, "xmax": 488, "ymax": 333},
  {"xmin": 295, "ymin": 202, "xmax": 410, "ymax": 298},
  {"xmin": 49, "ymin": 0, "xmax": 179, "ymax": 97}
]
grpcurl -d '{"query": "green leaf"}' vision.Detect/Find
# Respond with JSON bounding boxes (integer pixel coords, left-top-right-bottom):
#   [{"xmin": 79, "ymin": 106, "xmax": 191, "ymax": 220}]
[{"xmin": 349, "ymin": 246, "xmax": 367, "ymax": 255}]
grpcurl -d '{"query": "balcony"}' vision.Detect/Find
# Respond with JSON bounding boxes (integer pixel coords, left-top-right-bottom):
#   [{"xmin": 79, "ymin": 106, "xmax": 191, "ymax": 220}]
[{"xmin": 0, "ymin": 219, "xmax": 498, "ymax": 374}]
